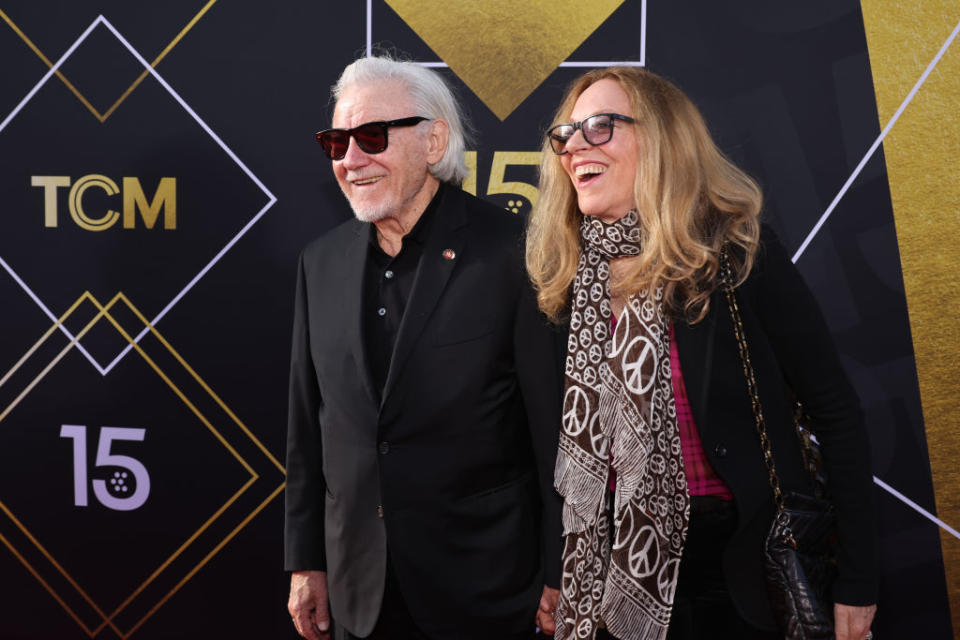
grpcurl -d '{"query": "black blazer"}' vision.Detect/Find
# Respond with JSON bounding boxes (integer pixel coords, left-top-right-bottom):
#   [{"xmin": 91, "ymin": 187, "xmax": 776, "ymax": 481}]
[
  {"xmin": 674, "ymin": 227, "xmax": 878, "ymax": 629},
  {"xmin": 284, "ymin": 186, "xmax": 563, "ymax": 639}
]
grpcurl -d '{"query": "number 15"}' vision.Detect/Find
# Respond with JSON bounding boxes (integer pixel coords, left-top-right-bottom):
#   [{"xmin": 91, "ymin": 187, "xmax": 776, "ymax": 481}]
[{"xmin": 60, "ymin": 425, "xmax": 150, "ymax": 511}]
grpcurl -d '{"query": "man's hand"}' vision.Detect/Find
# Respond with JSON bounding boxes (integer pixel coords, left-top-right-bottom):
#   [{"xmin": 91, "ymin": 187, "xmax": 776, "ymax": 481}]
[
  {"xmin": 834, "ymin": 602, "xmax": 876, "ymax": 640},
  {"xmin": 535, "ymin": 585, "xmax": 560, "ymax": 635},
  {"xmin": 289, "ymin": 570, "xmax": 331, "ymax": 640}
]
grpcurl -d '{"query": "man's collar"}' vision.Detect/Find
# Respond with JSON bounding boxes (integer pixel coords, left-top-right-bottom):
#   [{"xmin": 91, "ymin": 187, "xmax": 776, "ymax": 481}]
[{"xmin": 367, "ymin": 182, "xmax": 446, "ymax": 250}]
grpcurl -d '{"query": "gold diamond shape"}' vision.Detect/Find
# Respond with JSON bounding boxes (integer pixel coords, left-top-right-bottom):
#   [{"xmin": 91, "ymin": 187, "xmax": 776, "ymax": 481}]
[
  {"xmin": 0, "ymin": 2, "xmax": 216, "ymax": 122},
  {"xmin": 0, "ymin": 291, "xmax": 285, "ymax": 638},
  {"xmin": 385, "ymin": 0, "xmax": 625, "ymax": 120}
]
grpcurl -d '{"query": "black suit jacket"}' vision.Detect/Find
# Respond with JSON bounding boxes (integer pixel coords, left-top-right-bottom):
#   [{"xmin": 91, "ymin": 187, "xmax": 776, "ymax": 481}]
[
  {"xmin": 284, "ymin": 186, "xmax": 563, "ymax": 639},
  {"xmin": 673, "ymin": 227, "xmax": 878, "ymax": 629}
]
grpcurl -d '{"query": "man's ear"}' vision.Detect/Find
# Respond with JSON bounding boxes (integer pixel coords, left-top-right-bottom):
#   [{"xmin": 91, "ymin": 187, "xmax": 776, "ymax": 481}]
[{"xmin": 425, "ymin": 119, "xmax": 449, "ymax": 165}]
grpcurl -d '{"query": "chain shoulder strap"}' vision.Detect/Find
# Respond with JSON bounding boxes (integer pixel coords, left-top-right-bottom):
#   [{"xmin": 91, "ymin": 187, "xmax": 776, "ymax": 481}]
[{"xmin": 719, "ymin": 245, "xmax": 796, "ymax": 546}]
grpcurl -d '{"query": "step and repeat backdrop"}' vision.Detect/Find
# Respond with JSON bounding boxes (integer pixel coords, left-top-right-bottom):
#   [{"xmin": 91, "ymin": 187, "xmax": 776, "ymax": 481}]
[{"xmin": 0, "ymin": 1, "xmax": 956, "ymax": 638}]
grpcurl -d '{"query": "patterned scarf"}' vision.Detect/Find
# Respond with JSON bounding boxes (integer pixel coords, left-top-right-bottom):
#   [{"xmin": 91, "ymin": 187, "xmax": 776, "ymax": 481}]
[{"xmin": 554, "ymin": 211, "xmax": 690, "ymax": 640}]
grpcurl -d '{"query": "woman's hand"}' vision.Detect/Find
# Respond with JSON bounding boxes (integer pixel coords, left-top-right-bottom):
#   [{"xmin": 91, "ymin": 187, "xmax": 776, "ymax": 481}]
[
  {"xmin": 834, "ymin": 602, "xmax": 876, "ymax": 640},
  {"xmin": 535, "ymin": 586, "xmax": 560, "ymax": 635}
]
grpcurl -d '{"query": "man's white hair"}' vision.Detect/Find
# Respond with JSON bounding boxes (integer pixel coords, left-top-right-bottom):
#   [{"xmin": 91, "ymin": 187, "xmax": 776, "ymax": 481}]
[{"xmin": 332, "ymin": 55, "xmax": 472, "ymax": 184}]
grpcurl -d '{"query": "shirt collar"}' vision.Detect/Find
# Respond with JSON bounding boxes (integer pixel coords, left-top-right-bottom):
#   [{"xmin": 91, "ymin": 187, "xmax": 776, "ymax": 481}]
[{"xmin": 367, "ymin": 182, "xmax": 445, "ymax": 251}]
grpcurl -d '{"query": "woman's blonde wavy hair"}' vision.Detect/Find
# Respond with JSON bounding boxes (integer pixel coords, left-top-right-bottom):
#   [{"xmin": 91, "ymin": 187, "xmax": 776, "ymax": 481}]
[{"xmin": 526, "ymin": 67, "xmax": 762, "ymax": 324}]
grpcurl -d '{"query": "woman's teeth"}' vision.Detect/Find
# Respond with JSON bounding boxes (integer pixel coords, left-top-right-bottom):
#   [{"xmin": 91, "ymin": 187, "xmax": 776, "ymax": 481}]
[{"xmin": 575, "ymin": 165, "xmax": 606, "ymax": 182}]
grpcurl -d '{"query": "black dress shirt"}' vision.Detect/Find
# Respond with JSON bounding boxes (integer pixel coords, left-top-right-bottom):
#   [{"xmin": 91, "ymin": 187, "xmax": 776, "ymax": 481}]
[{"xmin": 362, "ymin": 184, "xmax": 443, "ymax": 395}]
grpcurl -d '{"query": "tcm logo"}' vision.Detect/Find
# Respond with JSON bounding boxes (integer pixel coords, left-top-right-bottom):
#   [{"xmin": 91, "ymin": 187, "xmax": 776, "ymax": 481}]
[{"xmin": 31, "ymin": 174, "xmax": 176, "ymax": 231}]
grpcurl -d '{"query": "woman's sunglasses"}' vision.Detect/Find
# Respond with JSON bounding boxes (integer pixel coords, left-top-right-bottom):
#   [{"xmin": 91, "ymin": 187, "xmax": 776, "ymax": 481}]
[{"xmin": 316, "ymin": 116, "xmax": 429, "ymax": 160}]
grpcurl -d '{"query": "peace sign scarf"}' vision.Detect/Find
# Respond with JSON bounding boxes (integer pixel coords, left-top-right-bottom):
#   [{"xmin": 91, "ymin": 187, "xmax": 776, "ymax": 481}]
[{"xmin": 554, "ymin": 211, "xmax": 690, "ymax": 640}]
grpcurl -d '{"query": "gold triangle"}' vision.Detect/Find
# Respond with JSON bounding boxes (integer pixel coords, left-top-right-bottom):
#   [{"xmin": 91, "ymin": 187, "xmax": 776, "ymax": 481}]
[{"xmin": 385, "ymin": 0, "xmax": 625, "ymax": 120}]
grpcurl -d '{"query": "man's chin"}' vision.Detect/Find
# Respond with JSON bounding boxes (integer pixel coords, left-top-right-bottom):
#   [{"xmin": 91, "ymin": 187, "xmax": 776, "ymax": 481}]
[{"xmin": 349, "ymin": 203, "xmax": 391, "ymax": 223}]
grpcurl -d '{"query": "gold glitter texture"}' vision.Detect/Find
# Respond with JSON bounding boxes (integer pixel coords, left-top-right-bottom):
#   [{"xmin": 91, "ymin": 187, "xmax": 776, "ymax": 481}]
[
  {"xmin": 861, "ymin": 1, "xmax": 960, "ymax": 631},
  {"xmin": 385, "ymin": 0, "xmax": 625, "ymax": 120}
]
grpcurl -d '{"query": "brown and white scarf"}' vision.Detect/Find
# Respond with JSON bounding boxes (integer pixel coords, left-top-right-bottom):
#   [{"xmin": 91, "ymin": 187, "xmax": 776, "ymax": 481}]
[{"xmin": 554, "ymin": 211, "xmax": 690, "ymax": 640}]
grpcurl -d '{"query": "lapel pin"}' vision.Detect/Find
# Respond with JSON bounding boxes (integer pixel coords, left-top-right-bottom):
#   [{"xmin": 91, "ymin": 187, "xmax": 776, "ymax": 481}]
[{"xmin": 442, "ymin": 249, "xmax": 456, "ymax": 260}]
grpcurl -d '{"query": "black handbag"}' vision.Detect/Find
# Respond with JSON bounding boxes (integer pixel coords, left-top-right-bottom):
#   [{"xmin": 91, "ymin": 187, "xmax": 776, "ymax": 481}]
[{"xmin": 720, "ymin": 247, "xmax": 838, "ymax": 640}]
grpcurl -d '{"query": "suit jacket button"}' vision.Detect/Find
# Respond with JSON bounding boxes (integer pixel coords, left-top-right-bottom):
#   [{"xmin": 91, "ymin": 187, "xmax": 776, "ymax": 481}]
[
  {"xmin": 377, "ymin": 505, "xmax": 384, "ymax": 518},
  {"xmin": 714, "ymin": 444, "xmax": 728, "ymax": 458},
  {"xmin": 379, "ymin": 441, "xmax": 390, "ymax": 455}
]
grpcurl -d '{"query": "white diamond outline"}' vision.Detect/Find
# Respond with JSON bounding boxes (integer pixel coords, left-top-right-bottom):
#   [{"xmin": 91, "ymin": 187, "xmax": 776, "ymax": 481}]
[
  {"xmin": 792, "ymin": 15, "xmax": 960, "ymax": 543},
  {"xmin": 0, "ymin": 15, "xmax": 278, "ymax": 376},
  {"xmin": 367, "ymin": 0, "xmax": 647, "ymax": 68},
  {"xmin": 792, "ymin": 15, "xmax": 960, "ymax": 263}
]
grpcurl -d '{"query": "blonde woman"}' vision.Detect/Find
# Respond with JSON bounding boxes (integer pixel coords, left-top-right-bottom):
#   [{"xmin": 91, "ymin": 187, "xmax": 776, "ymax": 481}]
[{"xmin": 526, "ymin": 67, "xmax": 877, "ymax": 640}]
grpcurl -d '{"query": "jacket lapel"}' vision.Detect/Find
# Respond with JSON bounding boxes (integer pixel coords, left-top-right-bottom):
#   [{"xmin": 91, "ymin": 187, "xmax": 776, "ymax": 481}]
[
  {"xmin": 342, "ymin": 220, "xmax": 379, "ymax": 405},
  {"xmin": 380, "ymin": 187, "xmax": 468, "ymax": 405},
  {"xmin": 674, "ymin": 295, "xmax": 720, "ymax": 434}
]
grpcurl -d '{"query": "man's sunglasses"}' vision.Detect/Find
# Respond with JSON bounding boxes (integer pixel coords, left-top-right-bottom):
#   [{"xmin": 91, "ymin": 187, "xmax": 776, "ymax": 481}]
[
  {"xmin": 315, "ymin": 116, "xmax": 429, "ymax": 160},
  {"xmin": 546, "ymin": 113, "xmax": 635, "ymax": 155}
]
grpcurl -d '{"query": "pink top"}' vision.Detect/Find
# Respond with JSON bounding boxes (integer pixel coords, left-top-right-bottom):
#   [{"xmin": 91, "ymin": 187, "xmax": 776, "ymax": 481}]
[
  {"xmin": 607, "ymin": 319, "xmax": 733, "ymax": 501},
  {"xmin": 669, "ymin": 323, "xmax": 734, "ymax": 500}
]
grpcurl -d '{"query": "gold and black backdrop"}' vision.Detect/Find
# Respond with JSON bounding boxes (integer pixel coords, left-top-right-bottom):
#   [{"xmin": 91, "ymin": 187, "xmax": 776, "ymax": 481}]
[{"xmin": 0, "ymin": 1, "xmax": 957, "ymax": 638}]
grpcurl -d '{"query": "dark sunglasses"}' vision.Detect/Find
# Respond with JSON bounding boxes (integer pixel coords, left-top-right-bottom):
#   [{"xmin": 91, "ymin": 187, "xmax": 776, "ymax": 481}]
[
  {"xmin": 546, "ymin": 113, "xmax": 635, "ymax": 155},
  {"xmin": 315, "ymin": 116, "xmax": 429, "ymax": 160}
]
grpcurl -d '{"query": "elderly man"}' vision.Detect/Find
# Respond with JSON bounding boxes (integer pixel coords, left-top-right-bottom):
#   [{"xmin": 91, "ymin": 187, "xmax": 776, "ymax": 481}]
[{"xmin": 285, "ymin": 56, "xmax": 562, "ymax": 640}]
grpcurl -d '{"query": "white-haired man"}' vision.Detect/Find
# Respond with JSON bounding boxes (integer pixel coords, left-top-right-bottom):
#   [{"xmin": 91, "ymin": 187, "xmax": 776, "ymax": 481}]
[{"xmin": 285, "ymin": 56, "xmax": 562, "ymax": 640}]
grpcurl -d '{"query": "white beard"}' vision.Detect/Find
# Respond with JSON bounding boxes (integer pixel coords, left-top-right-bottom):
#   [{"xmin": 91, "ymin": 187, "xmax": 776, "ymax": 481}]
[{"xmin": 348, "ymin": 200, "xmax": 393, "ymax": 223}]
